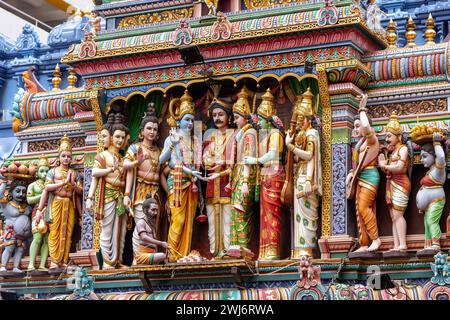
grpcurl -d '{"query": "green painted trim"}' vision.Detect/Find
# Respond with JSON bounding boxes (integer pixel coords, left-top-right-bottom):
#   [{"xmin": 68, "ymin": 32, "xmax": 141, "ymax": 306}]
[
  {"xmin": 30, "ymin": 118, "xmax": 74, "ymax": 126},
  {"xmin": 368, "ymin": 75, "xmax": 448, "ymax": 89},
  {"xmin": 332, "ymin": 128, "xmax": 351, "ymax": 144},
  {"xmin": 331, "ymin": 95, "xmax": 360, "ymax": 109}
]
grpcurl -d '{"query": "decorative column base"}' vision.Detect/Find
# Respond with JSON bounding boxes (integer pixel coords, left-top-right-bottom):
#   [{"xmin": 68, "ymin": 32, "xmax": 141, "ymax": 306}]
[
  {"xmin": 318, "ymin": 235, "xmax": 356, "ymax": 259},
  {"xmin": 69, "ymin": 250, "xmax": 99, "ymax": 270}
]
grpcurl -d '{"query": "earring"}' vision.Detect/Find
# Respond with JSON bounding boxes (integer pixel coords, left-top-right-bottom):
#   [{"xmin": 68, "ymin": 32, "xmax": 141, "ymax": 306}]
[{"xmin": 138, "ymin": 131, "xmax": 144, "ymax": 140}]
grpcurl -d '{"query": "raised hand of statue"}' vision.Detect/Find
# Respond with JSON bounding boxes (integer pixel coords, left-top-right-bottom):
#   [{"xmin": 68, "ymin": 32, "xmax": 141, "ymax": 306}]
[
  {"xmin": 137, "ymin": 147, "xmax": 145, "ymax": 165},
  {"xmin": 242, "ymin": 182, "xmax": 249, "ymax": 198},
  {"xmin": 207, "ymin": 172, "xmax": 220, "ymax": 181},
  {"xmin": 358, "ymin": 93, "xmax": 368, "ymax": 112},
  {"xmin": 433, "ymin": 132, "xmax": 444, "ymax": 142},
  {"xmin": 243, "ymin": 156, "xmax": 258, "ymax": 165},
  {"xmin": 285, "ymin": 132, "xmax": 294, "ymax": 146},
  {"xmin": 169, "ymin": 128, "xmax": 180, "ymax": 146}
]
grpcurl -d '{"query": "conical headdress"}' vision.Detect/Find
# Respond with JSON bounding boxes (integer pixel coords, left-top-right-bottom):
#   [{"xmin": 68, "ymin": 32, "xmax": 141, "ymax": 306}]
[
  {"xmin": 232, "ymin": 86, "xmax": 251, "ymax": 116},
  {"xmin": 37, "ymin": 154, "xmax": 49, "ymax": 168},
  {"xmin": 257, "ymin": 88, "xmax": 276, "ymax": 119},
  {"xmin": 298, "ymin": 87, "xmax": 314, "ymax": 117},
  {"xmin": 58, "ymin": 134, "xmax": 72, "ymax": 154},
  {"xmin": 386, "ymin": 111, "xmax": 402, "ymax": 135}
]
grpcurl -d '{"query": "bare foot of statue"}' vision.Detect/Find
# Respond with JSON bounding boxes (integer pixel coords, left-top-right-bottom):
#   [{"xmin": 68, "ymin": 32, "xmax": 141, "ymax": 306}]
[
  {"xmin": 12, "ymin": 267, "xmax": 23, "ymax": 273},
  {"xmin": 396, "ymin": 245, "xmax": 407, "ymax": 252},
  {"xmin": 367, "ymin": 238, "xmax": 381, "ymax": 252},
  {"xmin": 103, "ymin": 264, "xmax": 114, "ymax": 270},
  {"xmin": 353, "ymin": 246, "xmax": 368, "ymax": 253},
  {"xmin": 49, "ymin": 262, "xmax": 59, "ymax": 269},
  {"xmin": 0, "ymin": 267, "xmax": 6, "ymax": 272},
  {"xmin": 27, "ymin": 266, "xmax": 36, "ymax": 272},
  {"xmin": 38, "ymin": 267, "xmax": 48, "ymax": 271}
]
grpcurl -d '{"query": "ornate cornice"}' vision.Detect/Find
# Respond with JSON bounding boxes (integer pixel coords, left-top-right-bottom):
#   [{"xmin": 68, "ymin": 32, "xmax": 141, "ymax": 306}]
[{"xmin": 63, "ymin": 5, "xmax": 383, "ymax": 64}]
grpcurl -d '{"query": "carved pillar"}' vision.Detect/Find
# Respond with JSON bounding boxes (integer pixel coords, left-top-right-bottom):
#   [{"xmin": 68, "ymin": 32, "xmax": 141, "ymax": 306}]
[{"xmin": 318, "ymin": 84, "xmax": 361, "ymax": 258}]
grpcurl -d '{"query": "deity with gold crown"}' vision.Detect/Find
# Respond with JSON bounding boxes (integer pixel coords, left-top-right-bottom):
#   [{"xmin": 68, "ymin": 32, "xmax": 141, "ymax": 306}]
[
  {"xmin": 378, "ymin": 112, "xmax": 411, "ymax": 255},
  {"xmin": 244, "ymin": 88, "xmax": 286, "ymax": 260},
  {"xmin": 227, "ymin": 86, "xmax": 258, "ymax": 255},
  {"xmin": 36, "ymin": 134, "xmax": 83, "ymax": 270},
  {"xmin": 285, "ymin": 87, "xmax": 322, "ymax": 258},
  {"xmin": 160, "ymin": 90, "xmax": 203, "ymax": 262},
  {"xmin": 26, "ymin": 154, "xmax": 50, "ymax": 271}
]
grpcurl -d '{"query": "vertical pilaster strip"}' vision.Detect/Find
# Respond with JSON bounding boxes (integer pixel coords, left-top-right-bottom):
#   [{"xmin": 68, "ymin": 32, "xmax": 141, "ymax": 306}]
[
  {"xmin": 81, "ymin": 167, "xmax": 94, "ymax": 250},
  {"xmin": 317, "ymin": 65, "xmax": 332, "ymax": 237},
  {"xmin": 89, "ymin": 90, "xmax": 103, "ymax": 250}
]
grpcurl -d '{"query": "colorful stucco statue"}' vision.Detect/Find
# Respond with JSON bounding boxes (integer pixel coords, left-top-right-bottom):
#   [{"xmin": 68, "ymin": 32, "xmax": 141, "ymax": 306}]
[
  {"xmin": 26, "ymin": 155, "xmax": 50, "ymax": 272},
  {"xmin": 378, "ymin": 112, "xmax": 411, "ymax": 255},
  {"xmin": 229, "ymin": 87, "xmax": 258, "ymax": 256},
  {"xmin": 285, "ymin": 88, "xmax": 322, "ymax": 258},
  {"xmin": 159, "ymin": 90, "xmax": 203, "ymax": 262},
  {"xmin": 124, "ymin": 103, "xmax": 167, "ymax": 264},
  {"xmin": 346, "ymin": 94, "xmax": 381, "ymax": 256},
  {"xmin": 91, "ymin": 114, "xmax": 129, "ymax": 269},
  {"xmin": 37, "ymin": 134, "xmax": 83, "ymax": 271},
  {"xmin": 203, "ymin": 98, "xmax": 234, "ymax": 258},
  {"xmin": 244, "ymin": 88, "xmax": 286, "ymax": 260},
  {"xmin": 86, "ymin": 113, "xmax": 115, "ymax": 213},
  {"xmin": 134, "ymin": 195, "xmax": 169, "ymax": 265},
  {"xmin": 0, "ymin": 179, "xmax": 32, "ymax": 273},
  {"xmin": 411, "ymin": 125, "xmax": 447, "ymax": 255}
]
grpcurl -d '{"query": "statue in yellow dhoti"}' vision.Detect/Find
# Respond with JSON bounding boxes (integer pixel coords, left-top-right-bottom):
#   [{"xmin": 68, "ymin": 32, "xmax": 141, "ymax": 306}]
[
  {"xmin": 159, "ymin": 90, "xmax": 203, "ymax": 262},
  {"xmin": 37, "ymin": 134, "xmax": 83, "ymax": 270}
]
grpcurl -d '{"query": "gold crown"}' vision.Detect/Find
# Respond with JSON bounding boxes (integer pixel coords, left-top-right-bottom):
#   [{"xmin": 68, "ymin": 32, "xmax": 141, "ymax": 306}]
[
  {"xmin": 410, "ymin": 124, "xmax": 445, "ymax": 144},
  {"xmin": 58, "ymin": 134, "xmax": 72, "ymax": 154},
  {"xmin": 37, "ymin": 154, "xmax": 49, "ymax": 168},
  {"xmin": 257, "ymin": 88, "xmax": 276, "ymax": 119},
  {"xmin": 386, "ymin": 112, "xmax": 402, "ymax": 135},
  {"xmin": 178, "ymin": 90, "xmax": 195, "ymax": 119},
  {"xmin": 168, "ymin": 90, "xmax": 195, "ymax": 128},
  {"xmin": 232, "ymin": 87, "xmax": 251, "ymax": 116},
  {"xmin": 297, "ymin": 87, "xmax": 314, "ymax": 118}
]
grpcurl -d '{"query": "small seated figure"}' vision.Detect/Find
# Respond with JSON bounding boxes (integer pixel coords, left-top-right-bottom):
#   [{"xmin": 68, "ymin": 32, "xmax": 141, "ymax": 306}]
[{"xmin": 134, "ymin": 196, "xmax": 169, "ymax": 265}]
